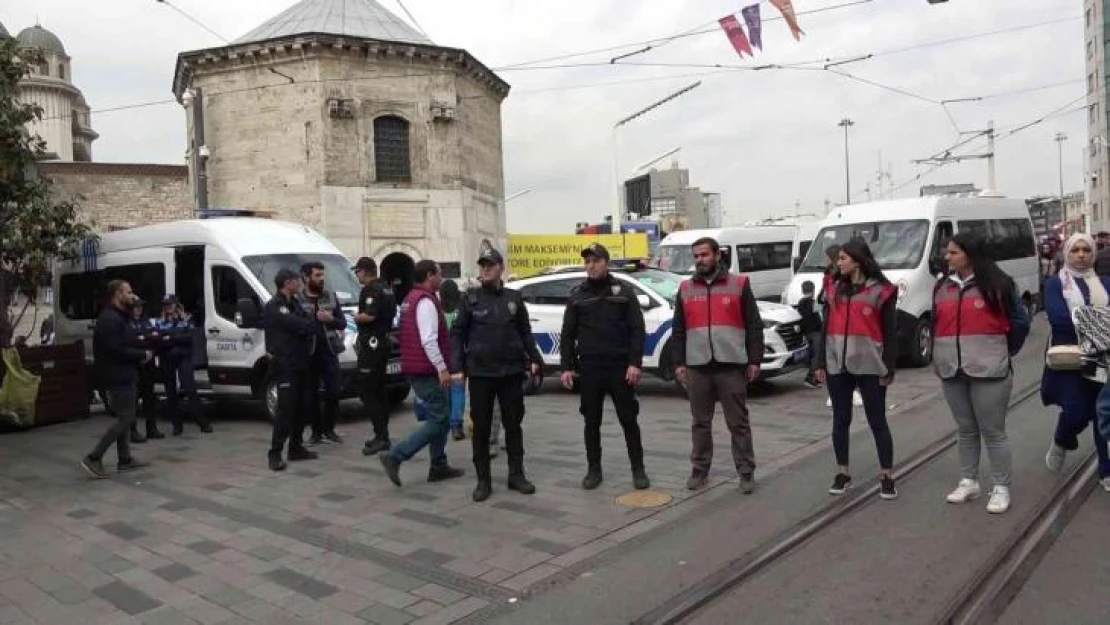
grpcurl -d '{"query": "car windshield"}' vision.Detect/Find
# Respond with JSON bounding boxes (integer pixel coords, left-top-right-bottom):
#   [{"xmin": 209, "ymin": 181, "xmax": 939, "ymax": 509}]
[
  {"xmin": 799, "ymin": 220, "xmax": 930, "ymax": 272},
  {"xmin": 243, "ymin": 253, "xmax": 361, "ymax": 306},
  {"xmin": 653, "ymin": 246, "xmax": 696, "ymax": 274},
  {"xmin": 632, "ymin": 268, "xmax": 684, "ymax": 303}
]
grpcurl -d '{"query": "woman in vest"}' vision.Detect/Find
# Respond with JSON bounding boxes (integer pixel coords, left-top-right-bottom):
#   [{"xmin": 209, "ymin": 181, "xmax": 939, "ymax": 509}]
[
  {"xmin": 1042, "ymin": 233, "xmax": 1110, "ymax": 490},
  {"xmin": 815, "ymin": 238, "xmax": 899, "ymax": 500},
  {"xmin": 934, "ymin": 233, "xmax": 1031, "ymax": 513}
]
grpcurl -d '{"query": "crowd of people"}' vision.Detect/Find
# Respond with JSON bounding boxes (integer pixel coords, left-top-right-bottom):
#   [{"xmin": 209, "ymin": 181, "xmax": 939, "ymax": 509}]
[{"xmin": 77, "ymin": 230, "xmax": 1110, "ymax": 515}]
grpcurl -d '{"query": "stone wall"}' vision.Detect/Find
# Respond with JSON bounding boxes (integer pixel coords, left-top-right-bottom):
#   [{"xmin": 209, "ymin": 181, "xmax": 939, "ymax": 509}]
[{"xmin": 38, "ymin": 162, "xmax": 191, "ymax": 231}]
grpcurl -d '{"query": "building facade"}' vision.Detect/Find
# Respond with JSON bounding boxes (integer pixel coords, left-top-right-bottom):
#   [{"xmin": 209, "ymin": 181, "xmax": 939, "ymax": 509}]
[
  {"xmin": 6, "ymin": 23, "xmax": 98, "ymax": 161},
  {"xmin": 172, "ymin": 0, "xmax": 510, "ymax": 281},
  {"xmin": 1087, "ymin": 0, "xmax": 1109, "ymax": 232},
  {"xmin": 622, "ymin": 163, "xmax": 711, "ymax": 231}
]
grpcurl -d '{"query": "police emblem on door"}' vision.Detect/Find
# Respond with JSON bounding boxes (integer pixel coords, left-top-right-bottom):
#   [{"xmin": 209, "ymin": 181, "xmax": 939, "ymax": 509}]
[{"xmin": 508, "ymin": 301, "xmax": 517, "ymax": 315}]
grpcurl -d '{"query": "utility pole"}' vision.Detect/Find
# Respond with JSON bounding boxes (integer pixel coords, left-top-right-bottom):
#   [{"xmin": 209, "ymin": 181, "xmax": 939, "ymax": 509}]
[
  {"xmin": 1055, "ymin": 132, "xmax": 1068, "ymax": 203},
  {"xmin": 911, "ymin": 120, "xmax": 995, "ymax": 192},
  {"xmin": 838, "ymin": 118, "xmax": 854, "ymax": 205}
]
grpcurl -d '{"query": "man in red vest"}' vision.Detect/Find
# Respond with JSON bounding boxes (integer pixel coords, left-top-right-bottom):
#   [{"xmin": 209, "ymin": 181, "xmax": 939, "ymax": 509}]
[
  {"xmin": 671, "ymin": 237, "xmax": 764, "ymax": 494},
  {"xmin": 378, "ymin": 260, "xmax": 465, "ymax": 487}
]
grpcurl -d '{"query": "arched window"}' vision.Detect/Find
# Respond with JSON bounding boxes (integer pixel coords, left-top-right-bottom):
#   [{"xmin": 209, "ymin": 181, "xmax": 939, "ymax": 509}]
[
  {"xmin": 373, "ymin": 115, "xmax": 411, "ymax": 183},
  {"xmin": 58, "ymin": 64, "xmax": 65, "ymax": 80}
]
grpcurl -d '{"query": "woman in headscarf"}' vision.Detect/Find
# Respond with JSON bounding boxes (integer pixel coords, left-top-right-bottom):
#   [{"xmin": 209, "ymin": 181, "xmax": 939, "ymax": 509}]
[{"xmin": 1042, "ymin": 233, "xmax": 1110, "ymax": 490}]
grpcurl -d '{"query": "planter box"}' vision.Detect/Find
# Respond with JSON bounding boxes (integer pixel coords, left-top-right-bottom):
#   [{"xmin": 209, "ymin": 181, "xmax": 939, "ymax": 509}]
[{"xmin": 16, "ymin": 343, "xmax": 89, "ymax": 426}]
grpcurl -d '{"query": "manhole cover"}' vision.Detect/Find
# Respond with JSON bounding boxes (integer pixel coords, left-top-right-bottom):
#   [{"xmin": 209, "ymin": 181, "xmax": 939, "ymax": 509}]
[{"xmin": 616, "ymin": 490, "xmax": 672, "ymax": 508}]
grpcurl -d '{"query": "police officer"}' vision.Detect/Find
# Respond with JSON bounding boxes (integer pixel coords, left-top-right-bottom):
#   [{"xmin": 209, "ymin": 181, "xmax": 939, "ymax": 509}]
[
  {"xmin": 450, "ymin": 248, "xmax": 544, "ymax": 502},
  {"xmin": 264, "ymin": 268, "xmax": 320, "ymax": 471},
  {"xmin": 128, "ymin": 297, "xmax": 162, "ymax": 443},
  {"xmin": 300, "ymin": 262, "xmax": 347, "ymax": 445},
  {"xmin": 559, "ymin": 243, "xmax": 650, "ymax": 491},
  {"xmin": 352, "ymin": 257, "xmax": 398, "ymax": 456},
  {"xmin": 152, "ymin": 294, "xmax": 211, "ymax": 436}
]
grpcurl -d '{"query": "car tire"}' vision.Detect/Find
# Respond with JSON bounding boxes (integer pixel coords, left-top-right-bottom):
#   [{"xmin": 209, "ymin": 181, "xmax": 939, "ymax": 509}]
[
  {"xmin": 907, "ymin": 317, "xmax": 933, "ymax": 368},
  {"xmin": 388, "ymin": 386, "xmax": 410, "ymax": 406}
]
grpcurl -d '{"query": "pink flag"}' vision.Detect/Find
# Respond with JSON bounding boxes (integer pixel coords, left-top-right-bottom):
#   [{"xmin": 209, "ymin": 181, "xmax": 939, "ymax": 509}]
[
  {"xmin": 770, "ymin": 0, "xmax": 805, "ymax": 40},
  {"xmin": 718, "ymin": 14, "xmax": 754, "ymax": 58}
]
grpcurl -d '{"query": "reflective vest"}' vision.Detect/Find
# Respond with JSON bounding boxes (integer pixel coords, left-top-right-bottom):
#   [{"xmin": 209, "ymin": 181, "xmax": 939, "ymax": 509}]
[
  {"xmin": 825, "ymin": 280, "xmax": 895, "ymax": 376},
  {"xmin": 399, "ymin": 286, "xmax": 449, "ymax": 376},
  {"xmin": 679, "ymin": 272, "xmax": 749, "ymax": 366},
  {"xmin": 932, "ymin": 280, "xmax": 1011, "ymax": 380}
]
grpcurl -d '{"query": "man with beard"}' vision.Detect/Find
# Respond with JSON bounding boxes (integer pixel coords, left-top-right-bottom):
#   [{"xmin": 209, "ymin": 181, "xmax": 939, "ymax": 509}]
[
  {"xmin": 559, "ymin": 243, "xmax": 650, "ymax": 491},
  {"xmin": 353, "ymin": 257, "xmax": 398, "ymax": 456},
  {"xmin": 300, "ymin": 262, "xmax": 347, "ymax": 445},
  {"xmin": 449, "ymin": 248, "xmax": 544, "ymax": 502},
  {"xmin": 670, "ymin": 237, "xmax": 764, "ymax": 494}
]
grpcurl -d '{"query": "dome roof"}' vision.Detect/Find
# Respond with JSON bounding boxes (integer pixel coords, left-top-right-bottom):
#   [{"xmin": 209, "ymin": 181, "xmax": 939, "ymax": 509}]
[
  {"xmin": 235, "ymin": 0, "xmax": 431, "ymax": 46},
  {"xmin": 17, "ymin": 25, "xmax": 66, "ymax": 55},
  {"xmin": 0, "ymin": 21, "xmax": 9, "ymax": 38}
]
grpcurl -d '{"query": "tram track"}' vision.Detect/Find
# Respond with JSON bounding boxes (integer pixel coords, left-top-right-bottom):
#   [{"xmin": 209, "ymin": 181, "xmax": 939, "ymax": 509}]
[{"xmin": 634, "ymin": 381, "xmax": 1053, "ymax": 625}]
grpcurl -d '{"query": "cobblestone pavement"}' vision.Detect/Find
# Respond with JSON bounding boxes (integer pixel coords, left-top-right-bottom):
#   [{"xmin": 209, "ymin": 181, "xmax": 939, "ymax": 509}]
[{"xmin": 0, "ymin": 366, "xmax": 944, "ymax": 624}]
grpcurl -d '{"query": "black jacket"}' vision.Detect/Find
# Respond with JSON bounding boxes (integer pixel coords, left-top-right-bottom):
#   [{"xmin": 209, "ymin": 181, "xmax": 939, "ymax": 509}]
[
  {"xmin": 450, "ymin": 283, "xmax": 543, "ymax": 377},
  {"xmin": 795, "ymin": 296, "xmax": 821, "ymax": 334},
  {"xmin": 560, "ymin": 275, "xmax": 645, "ymax": 370},
  {"xmin": 264, "ymin": 292, "xmax": 318, "ymax": 369},
  {"xmin": 93, "ymin": 306, "xmax": 148, "ymax": 388},
  {"xmin": 299, "ymin": 288, "xmax": 347, "ymax": 356},
  {"xmin": 356, "ymin": 281, "xmax": 397, "ymax": 338}
]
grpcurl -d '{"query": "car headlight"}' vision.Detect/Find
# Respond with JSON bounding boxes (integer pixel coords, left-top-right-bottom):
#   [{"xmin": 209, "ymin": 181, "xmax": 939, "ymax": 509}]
[{"xmin": 763, "ymin": 320, "xmax": 779, "ymax": 330}]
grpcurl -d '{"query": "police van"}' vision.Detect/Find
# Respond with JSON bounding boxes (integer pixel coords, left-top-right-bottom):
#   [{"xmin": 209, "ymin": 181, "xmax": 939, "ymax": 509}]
[
  {"xmin": 53, "ymin": 217, "xmax": 409, "ymax": 420},
  {"xmin": 505, "ymin": 261, "xmax": 810, "ymax": 393}
]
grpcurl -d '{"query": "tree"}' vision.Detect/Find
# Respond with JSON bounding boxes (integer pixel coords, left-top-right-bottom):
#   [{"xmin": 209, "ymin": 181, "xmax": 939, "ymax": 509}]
[{"xmin": 0, "ymin": 36, "xmax": 92, "ymax": 347}]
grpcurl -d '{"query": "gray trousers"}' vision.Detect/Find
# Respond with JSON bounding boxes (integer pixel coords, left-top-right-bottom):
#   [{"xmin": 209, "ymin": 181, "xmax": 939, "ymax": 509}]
[
  {"xmin": 941, "ymin": 374, "xmax": 1013, "ymax": 487},
  {"xmin": 688, "ymin": 365, "xmax": 755, "ymax": 476}
]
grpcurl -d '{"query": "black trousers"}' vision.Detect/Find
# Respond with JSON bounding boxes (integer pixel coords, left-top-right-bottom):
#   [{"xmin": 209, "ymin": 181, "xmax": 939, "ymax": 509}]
[
  {"xmin": 162, "ymin": 353, "xmax": 208, "ymax": 428},
  {"xmin": 828, "ymin": 372, "xmax": 893, "ymax": 470},
  {"xmin": 91, "ymin": 385, "xmax": 137, "ymax": 463},
  {"xmin": 469, "ymin": 375, "xmax": 526, "ymax": 479},
  {"xmin": 578, "ymin": 363, "xmax": 644, "ymax": 470},
  {"xmin": 136, "ymin": 362, "xmax": 158, "ymax": 428},
  {"xmin": 271, "ymin": 366, "xmax": 308, "ymax": 456},
  {"xmin": 358, "ymin": 334, "xmax": 391, "ymax": 442},
  {"xmin": 305, "ymin": 353, "xmax": 341, "ymax": 437}
]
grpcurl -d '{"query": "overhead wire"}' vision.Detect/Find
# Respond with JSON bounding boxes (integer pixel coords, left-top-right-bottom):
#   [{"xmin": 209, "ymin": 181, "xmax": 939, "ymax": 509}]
[{"xmin": 154, "ymin": 0, "xmax": 229, "ymax": 44}]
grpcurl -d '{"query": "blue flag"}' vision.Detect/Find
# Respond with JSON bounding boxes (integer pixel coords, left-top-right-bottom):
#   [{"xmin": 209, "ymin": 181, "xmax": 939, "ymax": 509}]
[{"xmin": 742, "ymin": 4, "xmax": 763, "ymax": 50}]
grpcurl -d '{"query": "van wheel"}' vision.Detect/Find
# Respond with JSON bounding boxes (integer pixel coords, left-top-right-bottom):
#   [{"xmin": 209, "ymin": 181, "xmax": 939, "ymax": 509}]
[
  {"xmin": 264, "ymin": 379, "xmax": 279, "ymax": 424},
  {"xmin": 908, "ymin": 318, "xmax": 933, "ymax": 368}
]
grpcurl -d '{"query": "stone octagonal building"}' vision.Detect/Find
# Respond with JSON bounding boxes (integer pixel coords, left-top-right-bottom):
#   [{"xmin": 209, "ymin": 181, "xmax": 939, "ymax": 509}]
[{"xmin": 172, "ymin": 0, "xmax": 510, "ymax": 281}]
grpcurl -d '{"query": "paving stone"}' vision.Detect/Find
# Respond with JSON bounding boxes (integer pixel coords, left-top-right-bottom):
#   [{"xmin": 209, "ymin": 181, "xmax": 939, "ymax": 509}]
[
  {"xmin": 490, "ymin": 501, "xmax": 567, "ymax": 519},
  {"xmin": 411, "ymin": 583, "xmax": 467, "ymax": 606},
  {"xmin": 405, "ymin": 600, "xmax": 442, "ymax": 617},
  {"xmin": 66, "ymin": 509, "xmax": 97, "ymax": 520},
  {"xmin": 200, "ymin": 586, "xmax": 254, "ymax": 609},
  {"xmin": 159, "ymin": 502, "xmax": 190, "ymax": 512},
  {"xmin": 245, "ymin": 545, "xmax": 289, "ymax": 562},
  {"xmin": 136, "ymin": 605, "xmax": 199, "ymax": 625},
  {"xmin": 92, "ymin": 580, "xmax": 163, "ymax": 615},
  {"xmin": 407, "ymin": 597, "xmax": 488, "ymax": 625},
  {"xmin": 392, "ymin": 509, "xmax": 459, "ymax": 529},
  {"xmin": 90, "ymin": 555, "xmax": 136, "ymax": 575},
  {"xmin": 319, "ymin": 492, "xmax": 356, "ymax": 502},
  {"xmin": 262, "ymin": 567, "xmax": 339, "ymax": 600},
  {"xmin": 402, "ymin": 492, "xmax": 439, "ymax": 503},
  {"xmin": 356, "ymin": 602, "xmax": 415, "ymax": 625},
  {"xmin": 374, "ymin": 571, "xmax": 425, "ymax": 592},
  {"xmin": 290, "ymin": 517, "xmax": 330, "ymax": 530},
  {"xmin": 292, "ymin": 469, "xmax": 322, "ymax": 478},
  {"xmin": 407, "ymin": 549, "xmax": 455, "ymax": 567},
  {"xmin": 46, "ymin": 583, "xmax": 94, "ymax": 606},
  {"xmin": 521, "ymin": 538, "xmax": 572, "ymax": 556},
  {"xmin": 203, "ymin": 483, "xmax": 233, "ymax": 493},
  {"xmin": 185, "ymin": 540, "xmax": 225, "ymax": 556},
  {"xmin": 98, "ymin": 521, "xmax": 148, "ymax": 540},
  {"xmin": 151, "ymin": 564, "xmax": 197, "ymax": 583}
]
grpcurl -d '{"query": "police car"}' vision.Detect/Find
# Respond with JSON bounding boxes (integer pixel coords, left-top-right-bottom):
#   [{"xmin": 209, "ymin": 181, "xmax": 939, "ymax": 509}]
[{"xmin": 505, "ymin": 261, "xmax": 810, "ymax": 393}]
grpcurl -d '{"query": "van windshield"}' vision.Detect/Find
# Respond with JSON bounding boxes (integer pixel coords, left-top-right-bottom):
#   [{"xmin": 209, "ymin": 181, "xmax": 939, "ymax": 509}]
[
  {"xmin": 653, "ymin": 246, "xmax": 696, "ymax": 274},
  {"xmin": 799, "ymin": 220, "xmax": 930, "ymax": 272},
  {"xmin": 243, "ymin": 254, "xmax": 361, "ymax": 306}
]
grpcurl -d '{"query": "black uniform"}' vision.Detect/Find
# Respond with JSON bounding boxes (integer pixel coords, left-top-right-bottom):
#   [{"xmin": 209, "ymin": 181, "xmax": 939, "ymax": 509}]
[
  {"xmin": 299, "ymin": 289, "xmax": 346, "ymax": 441},
  {"xmin": 559, "ymin": 274, "xmax": 647, "ymax": 475},
  {"xmin": 356, "ymin": 280, "xmax": 397, "ymax": 450},
  {"xmin": 449, "ymin": 283, "xmax": 543, "ymax": 484},
  {"xmin": 130, "ymin": 317, "xmax": 161, "ymax": 439},
  {"xmin": 264, "ymin": 291, "xmax": 318, "ymax": 460}
]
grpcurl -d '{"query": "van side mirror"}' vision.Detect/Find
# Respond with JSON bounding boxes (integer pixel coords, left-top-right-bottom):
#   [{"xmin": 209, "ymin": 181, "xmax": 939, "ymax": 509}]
[
  {"xmin": 236, "ymin": 298, "xmax": 262, "ymax": 328},
  {"xmin": 636, "ymin": 294, "xmax": 654, "ymax": 309},
  {"xmin": 792, "ymin": 257, "xmax": 802, "ymax": 272}
]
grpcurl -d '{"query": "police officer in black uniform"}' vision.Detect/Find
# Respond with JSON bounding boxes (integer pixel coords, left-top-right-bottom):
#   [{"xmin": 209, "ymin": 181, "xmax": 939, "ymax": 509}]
[
  {"xmin": 353, "ymin": 257, "xmax": 398, "ymax": 456},
  {"xmin": 264, "ymin": 268, "xmax": 321, "ymax": 471},
  {"xmin": 128, "ymin": 298, "xmax": 163, "ymax": 443},
  {"xmin": 559, "ymin": 243, "xmax": 650, "ymax": 491},
  {"xmin": 450, "ymin": 248, "xmax": 544, "ymax": 502}
]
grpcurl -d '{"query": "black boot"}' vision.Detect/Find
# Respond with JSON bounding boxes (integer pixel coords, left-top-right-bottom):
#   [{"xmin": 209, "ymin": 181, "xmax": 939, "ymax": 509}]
[
  {"xmin": 146, "ymin": 421, "xmax": 165, "ymax": 439},
  {"xmin": 129, "ymin": 424, "xmax": 146, "ymax": 444},
  {"xmin": 507, "ymin": 458, "xmax": 536, "ymax": 495},
  {"xmin": 473, "ymin": 460, "xmax": 493, "ymax": 502},
  {"xmin": 632, "ymin": 467, "xmax": 651, "ymax": 490},
  {"xmin": 581, "ymin": 466, "xmax": 603, "ymax": 490}
]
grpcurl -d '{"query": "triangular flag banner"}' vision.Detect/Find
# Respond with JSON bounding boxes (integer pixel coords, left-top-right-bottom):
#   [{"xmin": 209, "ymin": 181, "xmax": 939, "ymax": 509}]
[
  {"xmin": 718, "ymin": 14, "xmax": 754, "ymax": 58},
  {"xmin": 770, "ymin": 0, "xmax": 805, "ymax": 40},
  {"xmin": 741, "ymin": 4, "xmax": 763, "ymax": 50}
]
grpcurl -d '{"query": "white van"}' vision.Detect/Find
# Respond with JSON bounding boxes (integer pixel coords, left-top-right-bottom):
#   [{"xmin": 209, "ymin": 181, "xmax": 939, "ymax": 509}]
[
  {"xmin": 653, "ymin": 226, "xmax": 797, "ymax": 301},
  {"xmin": 791, "ymin": 221, "xmax": 821, "ymax": 275},
  {"xmin": 782, "ymin": 196, "xmax": 1039, "ymax": 367},
  {"xmin": 54, "ymin": 217, "xmax": 410, "ymax": 420}
]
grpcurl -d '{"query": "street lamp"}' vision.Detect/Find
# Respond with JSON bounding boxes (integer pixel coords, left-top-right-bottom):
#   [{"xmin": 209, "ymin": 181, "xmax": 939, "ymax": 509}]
[
  {"xmin": 838, "ymin": 118, "xmax": 855, "ymax": 205},
  {"xmin": 611, "ymin": 82, "xmax": 702, "ymax": 227}
]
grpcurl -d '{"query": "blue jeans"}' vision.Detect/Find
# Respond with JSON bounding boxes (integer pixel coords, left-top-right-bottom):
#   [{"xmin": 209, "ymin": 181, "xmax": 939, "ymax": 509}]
[
  {"xmin": 390, "ymin": 376, "xmax": 450, "ymax": 468},
  {"xmin": 1095, "ymin": 382, "xmax": 1110, "ymax": 467},
  {"xmin": 1053, "ymin": 377, "xmax": 1110, "ymax": 477},
  {"xmin": 449, "ymin": 379, "xmax": 466, "ymax": 429}
]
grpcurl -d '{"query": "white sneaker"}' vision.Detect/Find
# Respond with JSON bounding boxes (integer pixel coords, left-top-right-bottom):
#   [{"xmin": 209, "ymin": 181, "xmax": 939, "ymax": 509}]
[
  {"xmin": 1099, "ymin": 477, "xmax": 1110, "ymax": 492},
  {"xmin": 1045, "ymin": 443, "xmax": 1066, "ymax": 473},
  {"xmin": 946, "ymin": 479, "xmax": 982, "ymax": 504},
  {"xmin": 825, "ymin": 392, "xmax": 865, "ymax": 409},
  {"xmin": 986, "ymin": 486, "xmax": 1011, "ymax": 514}
]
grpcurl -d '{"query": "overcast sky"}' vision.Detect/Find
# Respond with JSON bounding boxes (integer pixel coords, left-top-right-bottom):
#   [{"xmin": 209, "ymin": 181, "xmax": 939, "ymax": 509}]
[{"xmin": 5, "ymin": 0, "xmax": 1087, "ymax": 233}]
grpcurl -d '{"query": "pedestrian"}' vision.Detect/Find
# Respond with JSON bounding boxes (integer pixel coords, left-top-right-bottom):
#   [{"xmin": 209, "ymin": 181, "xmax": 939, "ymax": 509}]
[
  {"xmin": 440, "ymin": 279, "xmax": 467, "ymax": 441},
  {"xmin": 450, "ymin": 248, "xmax": 544, "ymax": 502},
  {"xmin": 80, "ymin": 280, "xmax": 153, "ymax": 478},
  {"xmin": 152, "ymin": 295, "xmax": 211, "ymax": 436},
  {"xmin": 671, "ymin": 237, "xmax": 764, "ymax": 494},
  {"xmin": 353, "ymin": 257, "xmax": 398, "ymax": 457},
  {"xmin": 128, "ymin": 299, "xmax": 162, "ymax": 443},
  {"xmin": 264, "ymin": 268, "xmax": 320, "ymax": 471},
  {"xmin": 1042, "ymin": 233, "xmax": 1110, "ymax": 488},
  {"xmin": 300, "ymin": 262, "xmax": 346, "ymax": 445},
  {"xmin": 379, "ymin": 260, "xmax": 465, "ymax": 486},
  {"xmin": 796, "ymin": 280, "xmax": 822, "ymax": 389},
  {"xmin": 934, "ymin": 233, "xmax": 1031, "ymax": 513},
  {"xmin": 815, "ymin": 238, "xmax": 900, "ymax": 500},
  {"xmin": 1095, "ymin": 232, "xmax": 1110, "ymax": 277},
  {"xmin": 559, "ymin": 243, "xmax": 650, "ymax": 491}
]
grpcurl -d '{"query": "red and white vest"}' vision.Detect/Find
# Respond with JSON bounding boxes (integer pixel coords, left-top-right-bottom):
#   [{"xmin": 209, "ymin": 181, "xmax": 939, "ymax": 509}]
[
  {"xmin": 825, "ymin": 280, "xmax": 896, "ymax": 376},
  {"xmin": 932, "ymin": 280, "xmax": 1011, "ymax": 380},
  {"xmin": 679, "ymin": 272, "xmax": 749, "ymax": 367}
]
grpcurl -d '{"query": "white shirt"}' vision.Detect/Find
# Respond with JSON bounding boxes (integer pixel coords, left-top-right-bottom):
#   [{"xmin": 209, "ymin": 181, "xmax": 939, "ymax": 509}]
[{"xmin": 416, "ymin": 298, "xmax": 446, "ymax": 372}]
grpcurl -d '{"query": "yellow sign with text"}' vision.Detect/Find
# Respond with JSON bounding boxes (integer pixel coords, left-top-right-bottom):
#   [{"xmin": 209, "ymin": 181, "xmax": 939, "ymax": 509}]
[{"xmin": 507, "ymin": 234, "xmax": 649, "ymax": 278}]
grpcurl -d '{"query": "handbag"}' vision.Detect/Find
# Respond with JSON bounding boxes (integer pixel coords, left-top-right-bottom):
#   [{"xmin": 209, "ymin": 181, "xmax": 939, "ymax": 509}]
[
  {"xmin": 1073, "ymin": 305, "xmax": 1110, "ymax": 356},
  {"xmin": 1045, "ymin": 345, "xmax": 1084, "ymax": 371}
]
